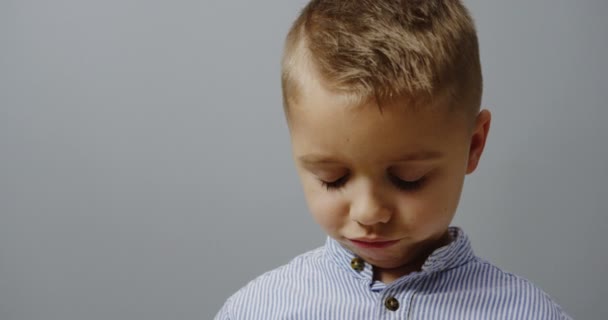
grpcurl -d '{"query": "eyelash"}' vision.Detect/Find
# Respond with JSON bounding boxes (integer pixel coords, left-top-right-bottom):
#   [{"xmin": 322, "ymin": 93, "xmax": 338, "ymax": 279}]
[
  {"xmin": 320, "ymin": 174, "xmax": 424, "ymax": 191},
  {"xmin": 389, "ymin": 175, "xmax": 424, "ymax": 191},
  {"xmin": 321, "ymin": 175, "xmax": 349, "ymax": 190}
]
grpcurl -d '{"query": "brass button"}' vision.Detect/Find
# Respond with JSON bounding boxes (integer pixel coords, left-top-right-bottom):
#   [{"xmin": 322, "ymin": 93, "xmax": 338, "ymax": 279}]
[
  {"xmin": 350, "ymin": 257, "xmax": 365, "ymax": 272},
  {"xmin": 385, "ymin": 297, "xmax": 399, "ymax": 311}
]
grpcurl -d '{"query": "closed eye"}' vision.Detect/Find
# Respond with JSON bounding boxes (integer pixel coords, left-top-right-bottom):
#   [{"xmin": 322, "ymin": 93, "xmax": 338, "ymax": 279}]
[
  {"xmin": 389, "ymin": 175, "xmax": 424, "ymax": 191},
  {"xmin": 319, "ymin": 174, "xmax": 349, "ymax": 190}
]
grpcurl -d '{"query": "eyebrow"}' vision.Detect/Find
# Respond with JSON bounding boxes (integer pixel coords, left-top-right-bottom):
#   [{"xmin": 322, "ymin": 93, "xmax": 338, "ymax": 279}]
[
  {"xmin": 392, "ymin": 150, "xmax": 444, "ymax": 162},
  {"xmin": 298, "ymin": 150, "xmax": 443, "ymax": 165},
  {"xmin": 298, "ymin": 155, "xmax": 344, "ymax": 165}
]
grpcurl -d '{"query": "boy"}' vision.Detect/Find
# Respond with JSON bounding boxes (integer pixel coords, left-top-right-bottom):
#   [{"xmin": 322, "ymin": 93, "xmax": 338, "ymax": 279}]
[{"xmin": 216, "ymin": 0, "xmax": 571, "ymax": 319}]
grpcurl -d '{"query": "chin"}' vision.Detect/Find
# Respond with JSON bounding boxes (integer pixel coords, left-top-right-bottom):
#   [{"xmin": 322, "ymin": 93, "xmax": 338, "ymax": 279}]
[{"xmin": 353, "ymin": 248, "xmax": 408, "ymax": 265}]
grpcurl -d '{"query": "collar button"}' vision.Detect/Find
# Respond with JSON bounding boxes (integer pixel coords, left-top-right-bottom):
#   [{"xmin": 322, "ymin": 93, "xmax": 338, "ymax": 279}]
[{"xmin": 350, "ymin": 257, "xmax": 365, "ymax": 272}]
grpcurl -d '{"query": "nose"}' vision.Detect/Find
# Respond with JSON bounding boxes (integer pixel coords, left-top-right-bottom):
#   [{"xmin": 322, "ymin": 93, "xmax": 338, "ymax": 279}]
[{"xmin": 349, "ymin": 185, "xmax": 393, "ymax": 226}]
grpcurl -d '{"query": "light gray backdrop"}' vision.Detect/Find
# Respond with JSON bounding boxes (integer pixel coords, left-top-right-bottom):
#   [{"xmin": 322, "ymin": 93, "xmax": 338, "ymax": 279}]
[{"xmin": 1, "ymin": 0, "xmax": 606, "ymax": 319}]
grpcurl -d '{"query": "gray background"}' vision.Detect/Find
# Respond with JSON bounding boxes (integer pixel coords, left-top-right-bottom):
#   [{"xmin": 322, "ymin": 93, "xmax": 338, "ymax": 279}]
[{"xmin": 1, "ymin": 0, "xmax": 606, "ymax": 319}]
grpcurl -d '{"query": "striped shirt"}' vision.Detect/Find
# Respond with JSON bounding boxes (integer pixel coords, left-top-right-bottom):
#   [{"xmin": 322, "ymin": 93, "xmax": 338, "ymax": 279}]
[{"xmin": 215, "ymin": 227, "xmax": 571, "ymax": 319}]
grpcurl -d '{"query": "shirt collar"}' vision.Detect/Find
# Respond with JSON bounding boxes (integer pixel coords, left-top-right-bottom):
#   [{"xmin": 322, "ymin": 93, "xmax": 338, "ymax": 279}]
[{"xmin": 324, "ymin": 226, "xmax": 476, "ymax": 285}]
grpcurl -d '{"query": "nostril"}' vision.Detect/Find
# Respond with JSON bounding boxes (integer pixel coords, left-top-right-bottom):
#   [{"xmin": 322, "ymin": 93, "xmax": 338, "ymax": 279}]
[{"xmin": 350, "ymin": 205, "xmax": 393, "ymax": 226}]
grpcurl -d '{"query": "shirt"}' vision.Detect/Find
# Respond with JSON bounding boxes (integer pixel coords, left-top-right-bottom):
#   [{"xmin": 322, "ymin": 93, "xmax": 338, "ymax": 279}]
[{"xmin": 214, "ymin": 227, "xmax": 571, "ymax": 319}]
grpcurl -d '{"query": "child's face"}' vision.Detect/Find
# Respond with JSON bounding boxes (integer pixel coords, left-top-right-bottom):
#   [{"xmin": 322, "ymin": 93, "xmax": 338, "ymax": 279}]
[{"xmin": 288, "ymin": 84, "xmax": 490, "ymax": 278}]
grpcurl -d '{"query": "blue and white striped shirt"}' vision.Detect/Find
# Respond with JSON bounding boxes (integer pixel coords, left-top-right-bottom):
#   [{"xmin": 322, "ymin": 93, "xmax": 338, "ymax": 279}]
[{"xmin": 215, "ymin": 227, "xmax": 571, "ymax": 319}]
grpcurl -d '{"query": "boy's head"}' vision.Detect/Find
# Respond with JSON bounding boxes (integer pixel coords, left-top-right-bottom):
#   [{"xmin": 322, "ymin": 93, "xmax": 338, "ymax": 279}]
[
  {"xmin": 282, "ymin": 0, "xmax": 491, "ymax": 282},
  {"xmin": 282, "ymin": 0, "xmax": 482, "ymax": 122}
]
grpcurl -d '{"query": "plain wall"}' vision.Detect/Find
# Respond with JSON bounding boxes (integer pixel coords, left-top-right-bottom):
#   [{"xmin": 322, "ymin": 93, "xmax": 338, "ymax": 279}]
[{"xmin": 1, "ymin": 0, "xmax": 606, "ymax": 319}]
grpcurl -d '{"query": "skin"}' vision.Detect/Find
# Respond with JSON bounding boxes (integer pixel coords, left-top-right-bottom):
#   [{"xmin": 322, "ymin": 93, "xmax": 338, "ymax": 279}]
[{"xmin": 287, "ymin": 84, "xmax": 491, "ymax": 284}]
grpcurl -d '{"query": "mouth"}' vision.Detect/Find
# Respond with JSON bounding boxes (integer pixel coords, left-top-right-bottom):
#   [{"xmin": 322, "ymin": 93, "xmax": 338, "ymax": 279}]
[{"xmin": 348, "ymin": 238, "xmax": 400, "ymax": 249}]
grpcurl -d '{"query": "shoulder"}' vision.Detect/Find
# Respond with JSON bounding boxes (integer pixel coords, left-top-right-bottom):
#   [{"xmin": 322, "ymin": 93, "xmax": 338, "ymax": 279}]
[
  {"xmin": 454, "ymin": 257, "xmax": 571, "ymax": 319},
  {"xmin": 215, "ymin": 246, "xmax": 329, "ymax": 320}
]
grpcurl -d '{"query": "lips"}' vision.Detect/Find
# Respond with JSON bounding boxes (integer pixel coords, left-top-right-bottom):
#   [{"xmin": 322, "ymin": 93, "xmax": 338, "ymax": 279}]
[{"xmin": 349, "ymin": 238, "xmax": 399, "ymax": 249}]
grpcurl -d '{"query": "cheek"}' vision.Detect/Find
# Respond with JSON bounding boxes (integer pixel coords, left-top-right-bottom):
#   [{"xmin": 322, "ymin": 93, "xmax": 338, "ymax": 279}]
[
  {"xmin": 395, "ymin": 193, "xmax": 444, "ymax": 228},
  {"xmin": 396, "ymin": 178, "xmax": 463, "ymax": 230},
  {"xmin": 303, "ymin": 187, "xmax": 349, "ymax": 232}
]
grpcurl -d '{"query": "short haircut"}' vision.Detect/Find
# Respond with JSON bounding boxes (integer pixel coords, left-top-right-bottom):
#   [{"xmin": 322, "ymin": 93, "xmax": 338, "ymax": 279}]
[{"xmin": 281, "ymin": 0, "xmax": 482, "ymax": 118}]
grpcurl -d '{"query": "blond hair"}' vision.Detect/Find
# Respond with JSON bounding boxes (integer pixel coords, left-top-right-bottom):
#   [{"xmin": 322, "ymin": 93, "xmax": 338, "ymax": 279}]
[{"xmin": 281, "ymin": 0, "xmax": 482, "ymax": 117}]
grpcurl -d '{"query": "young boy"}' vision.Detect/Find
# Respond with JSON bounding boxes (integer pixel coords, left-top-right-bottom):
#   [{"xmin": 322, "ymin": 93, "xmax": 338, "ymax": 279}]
[{"xmin": 216, "ymin": 0, "xmax": 570, "ymax": 319}]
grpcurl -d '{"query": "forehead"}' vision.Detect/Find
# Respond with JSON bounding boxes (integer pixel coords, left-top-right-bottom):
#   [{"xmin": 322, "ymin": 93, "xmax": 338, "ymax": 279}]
[{"xmin": 287, "ymin": 83, "xmax": 466, "ymax": 165}]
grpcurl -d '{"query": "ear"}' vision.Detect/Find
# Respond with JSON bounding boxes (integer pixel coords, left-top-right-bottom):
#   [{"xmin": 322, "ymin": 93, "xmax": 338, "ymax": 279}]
[{"xmin": 466, "ymin": 109, "xmax": 492, "ymax": 174}]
